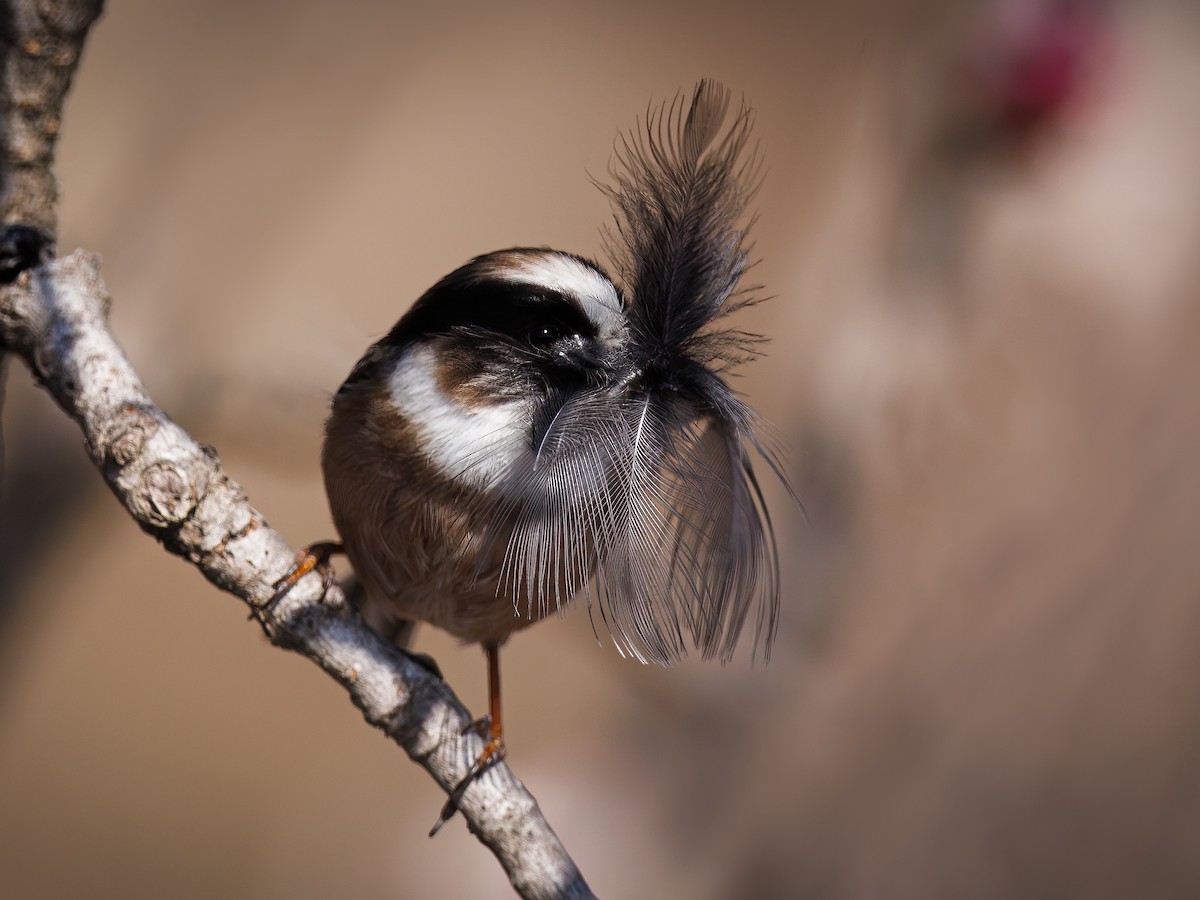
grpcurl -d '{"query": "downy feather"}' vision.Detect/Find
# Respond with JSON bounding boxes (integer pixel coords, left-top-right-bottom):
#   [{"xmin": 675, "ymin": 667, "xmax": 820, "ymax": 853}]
[{"xmin": 491, "ymin": 81, "xmax": 786, "ymax": 665}]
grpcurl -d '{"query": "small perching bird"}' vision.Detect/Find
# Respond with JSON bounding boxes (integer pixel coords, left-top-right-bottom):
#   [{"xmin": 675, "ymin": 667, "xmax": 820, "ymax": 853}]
[{"xmin": 273, "ymin": 80, "xmax": 787, "ymax": 831}]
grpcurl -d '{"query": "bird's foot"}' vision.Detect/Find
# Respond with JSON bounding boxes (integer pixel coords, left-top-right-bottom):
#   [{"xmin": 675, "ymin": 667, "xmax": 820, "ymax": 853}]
[
  {"xmin": 404, "ymin": 649, "xmax": 444, "ymax": 680},
  {"xmin": 428, "ymin": 733, "xmax": 507, "ymax": 837},
  {"xmin": 256, "ymin": 540, "xmax": 344, "ymax": 622}
]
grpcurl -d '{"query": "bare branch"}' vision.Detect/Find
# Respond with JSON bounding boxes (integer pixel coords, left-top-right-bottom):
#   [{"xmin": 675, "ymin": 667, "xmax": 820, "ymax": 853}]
[{"xmin": 0, "ymin": 252, "xmax": 596, "ymax": 899}]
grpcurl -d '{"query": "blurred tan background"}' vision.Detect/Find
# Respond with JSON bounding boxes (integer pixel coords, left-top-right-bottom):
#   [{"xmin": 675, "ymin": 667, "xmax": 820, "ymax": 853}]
[{"xmin": 4, "ymin": 0, "xmax": 1200, "ymax": 897}]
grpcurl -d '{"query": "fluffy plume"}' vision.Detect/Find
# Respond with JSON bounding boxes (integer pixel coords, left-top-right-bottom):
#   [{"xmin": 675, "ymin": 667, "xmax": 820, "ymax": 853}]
[{"xmin": 495, "ymin": 81, "xmax": 785, "ymax": 665}]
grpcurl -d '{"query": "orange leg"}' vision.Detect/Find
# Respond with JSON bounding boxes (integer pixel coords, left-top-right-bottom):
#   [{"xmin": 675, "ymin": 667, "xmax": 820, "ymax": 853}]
[
  {"xmin": 482, "ymin": 640, "xmax": 506, "ymax": 761},
  {"xmin": 429, "ymin": 642, "xmax": 507, "ymax": 836},
  {"xmin": 259, "ymin": 541, "xmax": 344, "ymax": 619}
]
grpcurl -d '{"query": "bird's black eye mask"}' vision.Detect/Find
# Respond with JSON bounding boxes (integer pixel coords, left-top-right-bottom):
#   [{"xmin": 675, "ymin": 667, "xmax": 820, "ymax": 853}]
[
  {"xmin": 338, "ymin": 280, "xmax": 607, "ymax": 398},
  {"xmin": 385, "ymin": 278, "xmax": 600, "ymax": 349}
]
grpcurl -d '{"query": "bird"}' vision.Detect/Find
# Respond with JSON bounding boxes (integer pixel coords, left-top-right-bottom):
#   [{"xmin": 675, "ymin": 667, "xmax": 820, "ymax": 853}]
[{"xmin": 271, "ymin": 80, "xmax": 788, "ymax": 833}]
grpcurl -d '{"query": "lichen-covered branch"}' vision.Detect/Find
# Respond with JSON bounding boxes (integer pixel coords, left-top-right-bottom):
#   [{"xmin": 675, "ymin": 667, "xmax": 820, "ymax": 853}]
[{"xmin": 0, "ymin": 252, "xmax": 596, "ymax": 900}]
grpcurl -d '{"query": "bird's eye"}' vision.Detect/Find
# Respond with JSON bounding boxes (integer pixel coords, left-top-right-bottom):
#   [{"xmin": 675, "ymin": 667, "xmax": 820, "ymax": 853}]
[{"xmin": 527, "ymin": 324, "xmax": 564, "ymax": 346}]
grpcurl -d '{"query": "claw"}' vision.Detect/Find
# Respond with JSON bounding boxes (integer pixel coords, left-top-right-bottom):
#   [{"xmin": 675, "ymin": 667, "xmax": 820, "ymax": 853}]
[
  {"xmin": 428, "ymin": 641, "xmax": 506, "ymax": 837},
  {"xmin": 256, "ymin": 540, "xmax": 344, "ymax": 621},
  {"xmin": 429, "ymin": 736, "xmax": 507, "ymax": 837}
]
